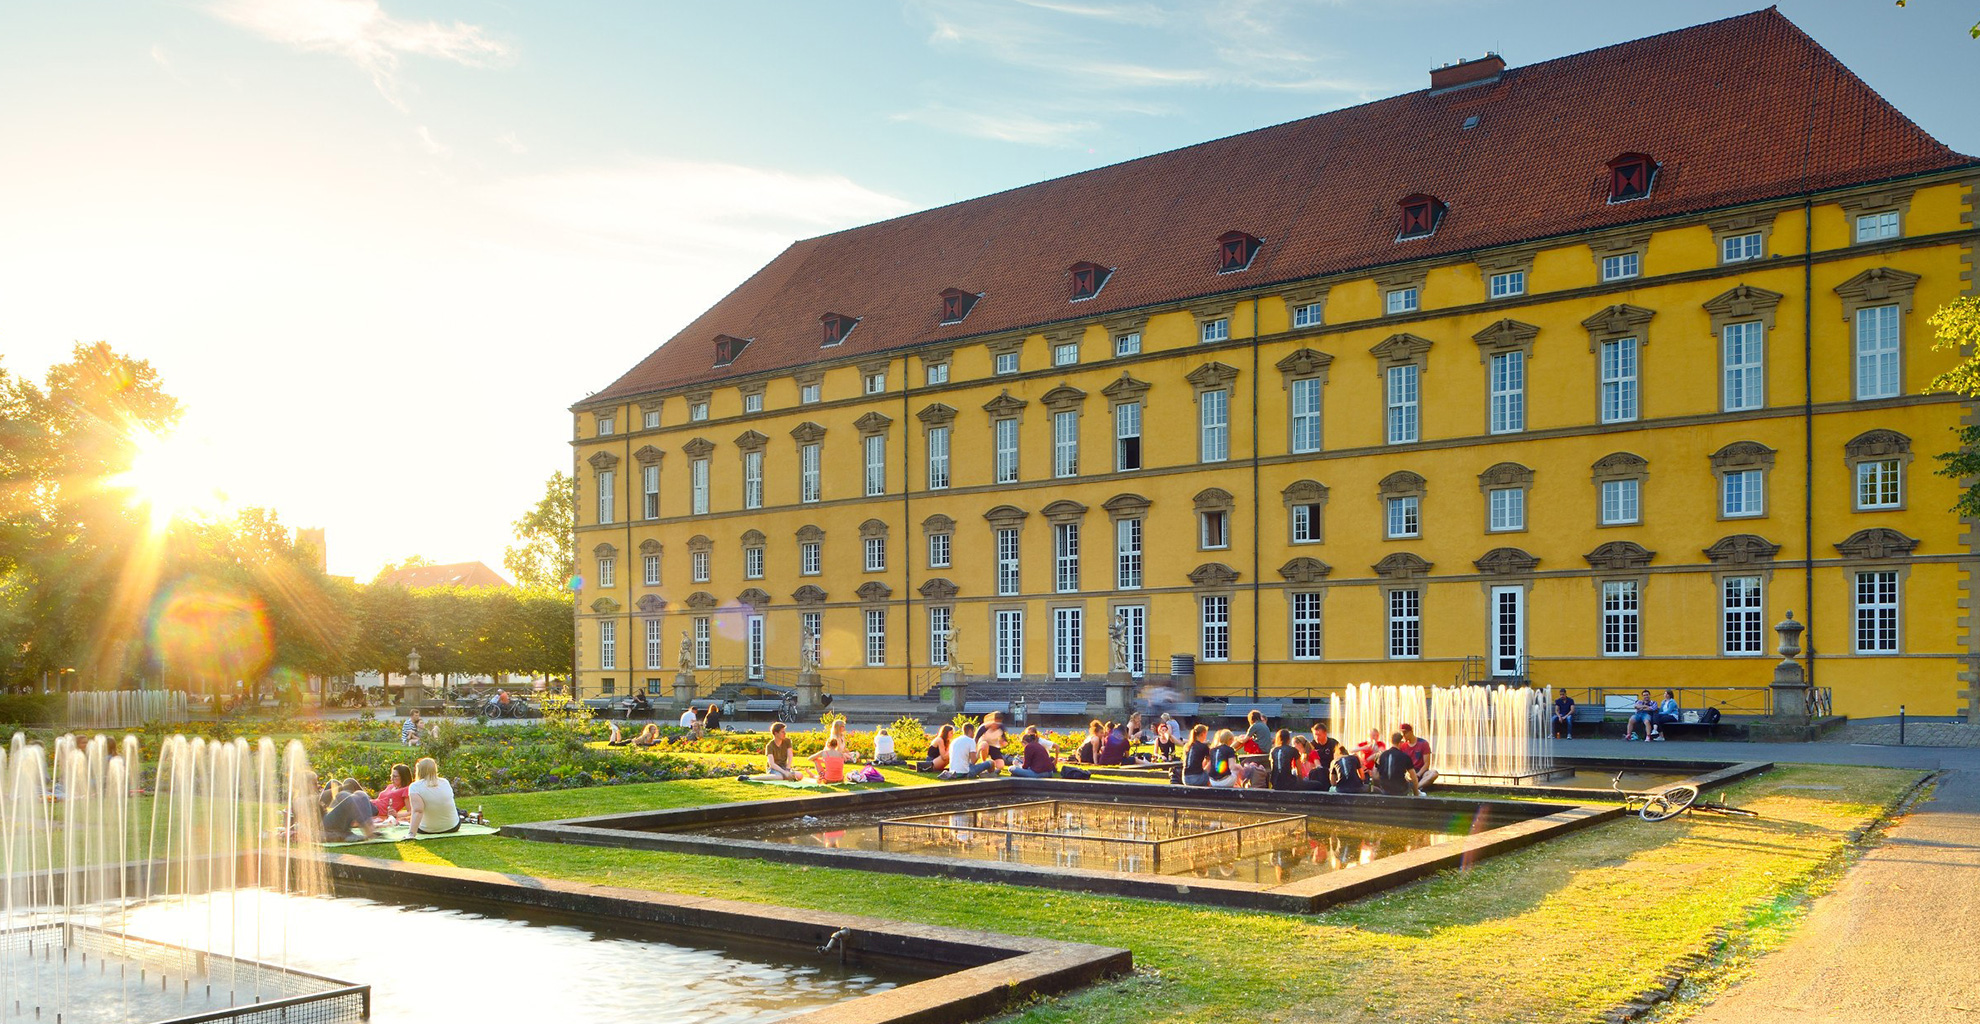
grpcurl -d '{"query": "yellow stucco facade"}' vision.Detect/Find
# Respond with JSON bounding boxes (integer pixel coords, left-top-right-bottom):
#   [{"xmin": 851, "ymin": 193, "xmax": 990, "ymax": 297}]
[{"xmin": 571, "ymin": 174, "xmax": 1978, "ymax": 719}]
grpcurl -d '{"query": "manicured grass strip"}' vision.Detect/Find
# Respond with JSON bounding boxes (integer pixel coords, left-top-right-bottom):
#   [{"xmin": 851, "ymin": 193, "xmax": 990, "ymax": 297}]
[{"xmin": 351, "ymin": 764, "xmax": 1916, "ymax": 1024}]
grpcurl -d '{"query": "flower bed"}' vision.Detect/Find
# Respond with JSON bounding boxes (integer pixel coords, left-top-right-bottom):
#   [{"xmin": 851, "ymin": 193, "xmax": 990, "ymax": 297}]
[{"xmin": 307, "ymin": 721, "xmax": 747, "ymax": 796}]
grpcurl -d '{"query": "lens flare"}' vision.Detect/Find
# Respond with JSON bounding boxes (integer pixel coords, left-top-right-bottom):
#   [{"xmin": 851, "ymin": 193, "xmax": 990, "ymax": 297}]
[
  {"xmin": 149, "ymin": 582, "xmax": 273, "ymax": 689},
  {"xmin": 112, "ymin": 428, "xmax": 228, "ymax": 530}
]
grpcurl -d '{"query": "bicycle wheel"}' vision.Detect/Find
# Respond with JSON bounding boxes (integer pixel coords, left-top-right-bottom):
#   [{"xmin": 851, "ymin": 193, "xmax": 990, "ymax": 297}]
[
  {"xmin": 1639, "ymin": 796, "xmax": 1684, "ymax": 822},
  {"xmin": 1658, "ymin": 785, "xmax": 1699, "ymax": 813}
]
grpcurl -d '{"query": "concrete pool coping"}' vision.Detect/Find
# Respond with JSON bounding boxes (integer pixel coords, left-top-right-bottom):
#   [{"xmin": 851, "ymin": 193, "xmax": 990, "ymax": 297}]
[
  {"xmin": 321, "ymin": 853, "xmax": 1131, "ymax": 1024},
  {"xmin": 503, "ymin": 778, "xmax": 1622, "ymax": 914},
  {"xmin": 1438, "ymin": 757, "xmax": 1775, "ymax": 801}
]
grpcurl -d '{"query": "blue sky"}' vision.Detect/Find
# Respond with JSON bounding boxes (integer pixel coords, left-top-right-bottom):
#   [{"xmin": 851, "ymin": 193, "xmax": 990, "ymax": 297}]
[{"xmin": 1, "ymin": 0, "xmax": 1971, "ymax": 578}]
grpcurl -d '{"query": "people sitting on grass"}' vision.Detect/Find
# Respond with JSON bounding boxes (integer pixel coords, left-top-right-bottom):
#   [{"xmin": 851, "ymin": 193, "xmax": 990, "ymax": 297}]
[
  {"xmin": 977, "ymin": 714, "xmax": 1007, "ymax": 772},
  {"xmin": 1625, "ymin": 689, "xmax": 1657, "ymax": 742},
  {"xmin": 1074, "ymin": 720, "xmax": 1104, "ymax": 764},
  {"xmin": 1182, "ymin": 724, "xmax": 1212, "ymax": 786},
  {"xmin": 631, "ymin": 723, "xmax": 662, "ymax": 747},
  {"xmin": 1652, "ymin": 689, "xmax": 1680, "ymax": 741},
  {"xmin": 1153, "ymin": 720, "xmax": 1181, "ymax": 761},
  {"xmin": 680, "ymin": 705, "xmax": 703, "ymax": 740},
  {"xmin": 918, "ymin": 724, "xmax": 955, "ymax": 772},
  {"xmin": 407, "ymin": 757, "xmax": 461, "ymax": 836},
  {"xmin": 1553, "ymin": 691, "xmax": 1576, "ymax": 740},
  {"xmin": 1098, "ymin": 721, "xmax": 1131, "ymax": 766},
  {"xmin": 746, "ymin": 722, "xmax": 803, "ymax": 782},
  {"xmin": 401, "ymin": 711, "xmax": 422, "ymax": 747},
  {"xmin": 1009, "ymin": 727, "xmax": 1057, "ymax": 778},
  {"xmin": 811, "ymin": 736, "xmax": 848, "ymax": 783},
  {"xmin": 1396, "ymin": 723, "xmax": 1437, "ymax": 793},
  {"xmin": 700, "ymin": 698, "xmax": 722, "ymax": 732},
  {"xmin": 1293, "ymin": 735, "xmax": 1323, "ymax": 782},
  {"xmin": 374, "ymin": 763, "xmax": 413, "ymax": 822},
  {"xmin": 872, "ymin": 725, "xmax": 900, "ymax": 765},
  {"xmin": 1373, "ymin": 733, "xmax": 1417, "ymax": 796},
  {"xmin": 319, "ymin": 777, "xmax": 378, "ymax": 842},
  {"xmin": 1126, "ymin": 712, "xmax": 1148, "ymax": 747},
  {"xmin": 1243, "ymin": 710, "xmax": 1273, "ymax": 756},
  {"xmin": 1267, "ymin": 729, "xmax": 1301, "ymax": 790},
  {"xmin": 939, "ymin": 722, "xmax": 996, "ymax": 780},
  {"xmin": 1207, "ymin": 729, "xmax": 1241, "ymax": 789}
]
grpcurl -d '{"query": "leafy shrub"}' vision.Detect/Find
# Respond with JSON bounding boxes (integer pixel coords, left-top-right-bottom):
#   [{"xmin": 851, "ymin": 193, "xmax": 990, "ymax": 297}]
[{"xmin": 0, "ymin": 694, "xmax": 61, "ymax": 727}]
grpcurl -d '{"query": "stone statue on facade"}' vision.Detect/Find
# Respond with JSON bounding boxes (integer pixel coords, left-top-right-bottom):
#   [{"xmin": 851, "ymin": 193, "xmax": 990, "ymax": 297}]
[
  {"xmin": 1109, "ymin": 613, "xmax": 1131, "ymax": 673},
  {"xmin": 800, "ymin": 627, "xmax": 820, "ymax": 674},
  {"xmin": 678, "ymin": 631, "xmax": 693, "ymax": 672},
  {"xmin": 943, "ymin": 625, "xmax": 961, "ymax": 670}
]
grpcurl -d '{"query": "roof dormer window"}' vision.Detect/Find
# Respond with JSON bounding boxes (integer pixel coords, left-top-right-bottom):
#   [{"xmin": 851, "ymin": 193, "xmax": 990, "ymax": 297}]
[
  {"xmin": 1397, "ymin": 194, "xmax": 1446, "ymax": 241},
  {"xmin": 1607, "ymin": 153, "xmax": 1658, "ymax": 204},
  {"xmin": 1068, "ymin": 261, "xmax": 1113, "ymax": 301},
  {"xmin": 820, "ymin": 312, "xmax": 859, "ymax": 347},
  {"xmin": 713, "ymin": 334, "xmax": 751, "ymax": 367},
  {"xmin": 1217, "ymin": 231, "xmax": 1262, "ymax": 273},
  {"xmin": 939, "ymin": 288, "xmax": 981, "ymax": 324}
]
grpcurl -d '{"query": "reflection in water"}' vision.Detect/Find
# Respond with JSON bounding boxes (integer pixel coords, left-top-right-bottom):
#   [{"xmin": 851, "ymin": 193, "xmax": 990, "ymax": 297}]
[{"xmin": 110, "ymin": 892, "xmax": 911, "ymax": 1024}]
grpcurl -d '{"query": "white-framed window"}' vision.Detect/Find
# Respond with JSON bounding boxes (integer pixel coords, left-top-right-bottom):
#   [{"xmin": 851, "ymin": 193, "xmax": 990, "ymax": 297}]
[
  {"xmin": 642, "ymin": 465, "xmax": 660, "ymax": 519},
  {"xmin": 994, "ymin": 418, "xmax": 1020, "ymax": 484},
  {"xmin": 1722, "ymin": 469, "xmax": 1764, "ymax": 518},
  {"xmin": 1200, "ymin": 509, "xmax": 1229, "ymax": 549},
  {"xmin": 744, "ymin": 393, "xmax": 764, "ymax": 414},
  {"xmin": 864, "ymin": 535, "xmax": 886, "ymax": 572},
  {"xmin": 1855, "ymin": 210, "xmax": 1900, "ymax": 243},
  {"xmin": 643, "ymin": 553, "xmax": 661, "ymax": 586},
  {"xmin": 926, "ymin": 426, "xmax": 950, "ymax": 489},
  {"xmin": 690, "ymin": 401, "xmax": 709, "ymax": 422},
  {"xmin": 1723, "ymin": 321, "xmax": 1765, "ymax": 412},
  {"xmin": 926, "ymin": 363, "xmax": 949, "ymax": 386},
  {"xmin": 928, "ymin": 606, "xmax": 951, "ymax": 666},
  {"xmin": 1489, "ymin": 351, "xmax": 1524, "ymax": 434},
  {"xmin": 996, "ymin": 527, "xmax": 1020, "ymax": 596},
  {"xmin": 1599, "ymin": 337, "xmax": 1639, "ymax": 423},
  {"xmin": 1600, "ymin": 478, "xmax": 1641, "ymax": 526},
  {"xmin": 1200, "ymin": 389, "xmax": 1229, "ymax": 463},
  {"xmin": 1722, "ymin": 232, "xmax": 1764, "ymax": 263},
  {"xmin": 643, "ymin": 409, "xmax": 660, "ymax": 430},
  {"xmin": 1722, "ymin": 575, "xmax": 1763, "ymax": 655},
  {"xmin": 743, "ymin": 451, "xmax": 763, "ymax": 510},
  {"xmin": 995, "ymin": 351, "xmax": 1020, "ymax": 376},
  {"xmin": 1386, "ymin": 496, "xmax": 1420, "ymax": 539},
  {"xmin": 1854, "ymin": 570, "xmax": 1900, "ymax": 654},
  {"xmin": 1291, "ymin": 592, "xmax": 1323, "ymax": 660},
  {"xmin": 1054, "ymin": 522, "xmax": 1079, "ymax": 593},
  {"xmin": 864, "ymin": 434, "xmax": 886, "ymax": 496},
  {"xmin": 1386, "ymin": 364, "xmax": 1419, "ymax": 444},
  {"xmin": 690, "ymin": 458, "xmax": 709, "ymax": 515},
  {"xmin": 1600, "ymin": 251, "xmax": 1640, "ymax": 282},
  {"xmin": 599, "ymin": 619, "xmax": 616, "ymax": 670},
  {"xmin": 995, "ymin": 609, "xmax": 1023, "ymax": 680},
  {"xmin": 1291, "ymin": 503, "xmax": 1321, "ymax": 543},
  {"xmin": 596, "ymin": 470, "xmax": 615, "ymax": 525},
  {"xmin": 1053, "ymin": 341, "xmax": 1079, "ymax": 366},
  {"xmin": 1200, "ymin": 595, "xmax": 1230, "ymax": 661},
  {"xmin": 1387, "ymin": 588, "xmax": 1420, "ymax": 659},
  {"xmin": 1115, "ymin": 518, "xmax": 1142, "ymax": 589},
  {"xmin": 1053, "ymin": 607, "xmax": 1083, "ymax": 680},
  {"xmin": 800, "ymin": 383, "xmax": 821, "ymax": 404},
  {"xmin": 799, "ymin": 541, "xmax": 820, "ymax": 576},
  {"xmin": 1292, "ymin": 302, "xmax": 1324, "ymax": 328},
  {"xmin": 864, "ymin": 372, "xmax": 886, "ymax": 395},
  {"xmin": 865, "ymin": 609, "xmax": 886, "ymax": 666},
  {"xmin": 597, "ymin": 556, "xmax": 615, "ymax": 588},
  {"xmin": 1115, "ymin": 401, "xmax": 1142, "ymax": 471},
  {"xmin": 1053, "ymin": 409, "xmax": 1079, "ymax": 478},
  {"xmin": 800, "ymin": 443, "xmax": 821, "ymax": 503},
  {"xmin": 744, "ymin": 546, "xmax": 763, "ymax": 579},
  {"xmin": 645, "ymin": 618, "xmax": 663, "ymax": 669},
  {"xmin": 691, "ymin": 550, "xmax": 710, "ymax": 583},
  {"xmin": 1200, "ymin": 317, "xmax": 1229, "ymax": 343},
  {"xmin": 1488, "ymin": 270, "xmax": 1525, "ymax": 298},
  {"xmin": 597, "ymin": 415, "xmax": 615, "ymax": 436},
  {"xmin": 1856, "ymin": 458, "xmax": 1902, "ymax": 510},
  {"xmin": 1114, "ymin": 332, "xmax": 1141, "ymax": 357},
  {"xmin": 928, "ymin": 532, "xmax": 951, "ymax": 569},
  {"xmin": 1855, "ymin": 305, "xmax": 1901, "ymax": 400},
  {"xmin": 1289, "ymin": 377, "xmax": 1322, "ymax": 453},
  {"xmin": 1601, "ymin": 580, "xmax": 1640, "ymax": 656},
  {"xmin": 1385, "ymin": 287, "xmax": 1418, "ymax": 315},
  {"xmin": 693, "ymin": 616, "xmax": 711, "ymax": 669},
  {"xmin": 746, "ymin": 614, "xmax": 765, "ymax": 680},
  {"xmin": 1487, "ymin": 487, "xmax": 1524, "ymax": 532}
]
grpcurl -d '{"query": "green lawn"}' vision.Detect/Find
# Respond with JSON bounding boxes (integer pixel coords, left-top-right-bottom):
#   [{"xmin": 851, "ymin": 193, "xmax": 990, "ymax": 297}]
[{"xmin": 350, "ymin": 764, "xmax": 1918, "ymax": 1024}]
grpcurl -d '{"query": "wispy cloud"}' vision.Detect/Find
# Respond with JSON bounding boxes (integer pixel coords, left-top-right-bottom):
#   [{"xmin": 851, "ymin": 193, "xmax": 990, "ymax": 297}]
[
  {"xmin": 494, "ymin": 132, "xmax": 527, "ymax": 155},
  {"xmin": 482, "ymin": 160, "xmax": 916, "ymax": 263},
  {"xmin": 890, "ymin": 105, "xmax": 1099, "ymax": 146},
  {"xmin": 415, "ymin": 125, "xmax": 449, "ymax": 157},
  {"xmin": 205, "ymin": 0, "xmax": 512, "ymax": 111}
]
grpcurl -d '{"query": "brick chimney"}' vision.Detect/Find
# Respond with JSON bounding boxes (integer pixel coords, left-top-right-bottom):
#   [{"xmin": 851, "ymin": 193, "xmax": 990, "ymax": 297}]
[{"xmin": 1430, "ymin": 54, "xmax": 1506, "ymax": 93}]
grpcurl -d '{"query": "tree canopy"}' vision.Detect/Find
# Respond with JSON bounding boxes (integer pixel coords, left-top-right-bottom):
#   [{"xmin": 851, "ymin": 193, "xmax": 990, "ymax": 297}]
[
  {"xmin": 504, "ymin": 470, "xmax": 574, "ymax": 594},
  {"xmin": 1926, "ymin": 297, "xmax": 1980, "ymax": 515}
]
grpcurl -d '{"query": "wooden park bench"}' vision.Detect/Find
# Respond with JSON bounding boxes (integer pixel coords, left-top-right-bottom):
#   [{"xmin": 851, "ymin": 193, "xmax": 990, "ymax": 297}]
[
  {"xmin": 1033, "ymin": 700, "xmax": 1091, "ymax": 718},
  {"xmin": 1216, "ymin": 701, "xmax": 1285, "ymax": 721},
  {"xmin": 962, "ymin": 700, "xmax": 1012, "ymax": 717}
]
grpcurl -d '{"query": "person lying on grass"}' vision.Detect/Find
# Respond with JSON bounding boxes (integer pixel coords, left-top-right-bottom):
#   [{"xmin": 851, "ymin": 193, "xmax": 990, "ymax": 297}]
[{"xmin": 631, "ymin": 723, "xmax": 661, "ymax": 747}]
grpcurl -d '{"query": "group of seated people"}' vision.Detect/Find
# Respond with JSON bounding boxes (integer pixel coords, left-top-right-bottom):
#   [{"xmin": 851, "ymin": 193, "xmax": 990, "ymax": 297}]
[
  {"xmin": 1547, "ymin": 689, "xmax": 1685, "ymax": 740},
  {"xmin": 1173, "ymin": 716, "xmax": 1439, "ymax": 796},
  {"xmin": 308, "ymin": 756, "xmax": 462, "ymax": 841},
  {"xmin": 606, "ymin": 699, "xmax": 727, "ymax": 747},
  {"xmin": 742, "ymin": 719, "xmax": 904, "ymax": 783}
]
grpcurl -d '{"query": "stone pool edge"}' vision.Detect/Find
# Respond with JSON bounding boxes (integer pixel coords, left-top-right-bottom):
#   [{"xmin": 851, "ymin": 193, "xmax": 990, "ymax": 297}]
[{"xmin": 320, "ymin": 853, "xmax": 1131, "ymax": 1024}]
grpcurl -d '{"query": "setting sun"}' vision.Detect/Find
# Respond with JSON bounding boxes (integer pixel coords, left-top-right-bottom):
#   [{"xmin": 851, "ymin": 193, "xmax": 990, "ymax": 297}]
[{"xmin": 114, "ymin": 428, "xmax": 229, "ymax": 530}]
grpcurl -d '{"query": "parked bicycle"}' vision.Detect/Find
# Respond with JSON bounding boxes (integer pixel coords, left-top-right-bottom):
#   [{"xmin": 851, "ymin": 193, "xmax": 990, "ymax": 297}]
[{"xmin": 1612, "ymin": 772, "xmax": 1758, "ymax": 822}]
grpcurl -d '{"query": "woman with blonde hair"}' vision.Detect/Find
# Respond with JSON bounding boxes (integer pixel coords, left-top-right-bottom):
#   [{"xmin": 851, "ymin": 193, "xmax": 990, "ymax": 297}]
[{"xmin": 406, "ymin": 757, "xmax": 461, "ymax": 837}]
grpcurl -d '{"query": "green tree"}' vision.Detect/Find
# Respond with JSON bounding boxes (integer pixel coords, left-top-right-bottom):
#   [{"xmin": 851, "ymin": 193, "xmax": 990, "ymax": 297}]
[
  {"xmin": 1893, "ymin": 1, "xmax": 1980, "ymax": 39},
  {"xmin": 1927, "ymin": 297, "xmax": 1980, "ymax": 514},
  {"xmin": 505, "ymin": 471, "xmax": 574, "ymax": 593},
  {"xmin": 371, "ymin": 554, "xmax": 433, "ymax": 583}
]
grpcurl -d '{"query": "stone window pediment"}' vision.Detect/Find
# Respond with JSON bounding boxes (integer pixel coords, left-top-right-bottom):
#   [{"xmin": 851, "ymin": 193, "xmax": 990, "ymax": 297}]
[
  {"xmin": 1099, "ymin": 312, "xmax": 1148, "ymax": 338},
  {"xmin": 1372, "ymin": 552, "xmax": 1432, "ymax": 579},
  {"xmin": 1707, "ymin": 209, "xmax": 1777, "ymax": 255},
  {"xmin": 682, "ymin": 437, "xmax": 715, "ymax": 459},
  {"xmin": 1585, "ymin": 540, "xmax": 1654, "ymax": 570},
  {"xmin": 1838, "ymin": 188, "xmax": 1914, "ymax": 226},
  {"xmin": 1378, "ymin": 471, "xmax": 1427, "ymax": 499},
  {"xmin": 1193, "ymin": 488, "xmax": 1235, "ymax": 513},
  {"xmin": 1373, "ymin": 266, "xmax": 1427, "ymax": 293},
  {"xmin": 1473, "ymin": 547, "xmax": 1539, "ymax": 575},
  {"xmin": 792, "ymin": 369, "xmax": 824, "ymax": 389},
  {"xmin": 687, "ymin": 534, "xmax": 713, "ymax": 553},
  {"xmin": 1581, "ymin": 304, "xmax": 1656, "ymax": 350},
  {"xmin": 1280, "ymin": 283, "xmax": 1329, "ymax": 322},
  {"xmin": 736, "ymin": 381, "xmax": 766, "ymax": 400},
  {"xmin": 1591, "ymin": 452, "xmax": 1649, "ymax": 483},
  {"xmin": 1704, "ymin": 534, "xmax": 1781, "ymax": 565},
  {"xmin": 857, "ymin": 358, "xmax": 890, "ymax": 378},
  {"xmin": 1041, "ymin": 384, "xmax": 1088, "ymax": 412},
  {"xmin": 1835, "ymin": 528, "xmax": 1919, "ymax": 559},
  {"xmin": 792, "ymin": 584, "xmax": 829, "ymax": 605},
  {"xmin": 1275, "ymin": 348, "xmax": 1334, "ymax": 379},
  {"xmin": 635, "ymin": 594, "xmax": 666, "ymax": 613},
  {"xmin": 737, "ymin": 587, "xmax": 771, "ymax": 610},
  {"xmin": 1703, "ymin": 284, "xmax": 1786, "ymax": 333},
  {"xmin": 985, "ymin": 336, "xmax": 1024, "ymax": 359},
  {"xmin": 1103, "ymin": 493, "xmax": 1151, "ymax": 520},
  {"xmin": 1471, "ymin": 319, "xmax": 1540, "ymax": 361},
  {"xmin": 638, "ymin": 539, "xmax": 662, "ymax": 555},
  {"xmin": 632, "ymin": 445, "xmax": 665, "ymax": 466},
  {"xmin": 733, "ymin": 430, "xmax": 769, "ymax": 454},
  {"xmin": 856, "ymin": 581, "xmax": 893, "ymax": 603},
  {"xmin": 589, "ymin": 597, "xmax": 620, "ymax": 614},
  {"xmin": 918, "ymin": 577, "xmax": 958, "ymax": 600},
  {"xmin": 855, "ymin": 411, "xmax": 893, "ymax": 436},
  {"xmin": 593, "ymin": 542, "xmax": 618, "ymax": 557},
  {"xmin": 1710, "ymin": 441, "xmax": 1777, "ymax": 471},
  {"xmin": 921, "ymin": 513, "xmax": 956, "ymax": 534},
  {"xmin": 1188, "ymin": 562, "xmax": 1241, "ymax": 588},
  {"xmin": 1476, "ymin": 462, "xmax": 1534, "ymax": 491},
  {"xmin": 1834, "ymin": 267, "xmax": 1921, "ymax": 318},
  {"xmin": 795, "ymin": 524, "xmax": 824, "ymax": 543},
  {"xmin": 1186, "ymin": 361, "xmax": 1241, "ymax": 393},
  {"xmin": 1587, "ymin": 230, "xmax": 1651, "ymax": 258},
  {"xmin": 917, "ymin": 403, "xmax": 958, "ymax": 426},
  {"xmin": 588, "ymin": 450, "xmax": 620, "ymax": 471},
  {"xmin": 984, "ymin": 504, "xmax": 1029, "ymax": 529},
  {"xmin": 982, "ymin": 389, "xmax": 1028, "ymax": 418},
  {"xmin": 685, "ymin": 591, "xmax": 719, "ymax": 610},
  {"xmin": 1102, "ymin": 373, "xmax": 1151, "ymax": 402},
  {"xmin": 790, "ymin": 421, "xmax": 827, "ymax": 444},
  {"xmin": 1369, "ymin": 333, "xmax": 1433, "ymax": 372},
  {"xmin": 1041, "ymin": 499, "xmax": 1089, "ymax": 524},
  {"xmin": 1278, "ymin": 557, "xmax": 1332, "ymax": 583},
  {"xmin": 1844, "ymin": 429, "xmax": 1912, "ymax": 461},
  {"xmin": 740, "ymin": 529, "xmax": 766, "ymax": 546},
  {"xmin": 1474, "ymin": 248, "xmax": 1537, "ymax": 280},
  {"xmin": 1191, "ymin": 300, "xmax": 1239, "ymax": 329},
  {"xmin": 1281, "ymin": 479, "xmax": 1329, "ymax": 505},
  {"xmin": 858, "ymin": 518, "xmax": 890, "ymax": 539}
]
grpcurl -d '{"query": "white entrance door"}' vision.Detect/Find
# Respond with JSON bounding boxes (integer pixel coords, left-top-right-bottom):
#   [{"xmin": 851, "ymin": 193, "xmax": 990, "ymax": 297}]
[
  {"xmin": 1490, "ymin": 586, "xmax": 1524, "ymax": 677},
  {"xmin": 995, "ymin": 610, "xmax": 1023, "ymax": 680},
  {"xmin": 1117, "ymin": 605, "xmax": 1147, "ymax": 678}
]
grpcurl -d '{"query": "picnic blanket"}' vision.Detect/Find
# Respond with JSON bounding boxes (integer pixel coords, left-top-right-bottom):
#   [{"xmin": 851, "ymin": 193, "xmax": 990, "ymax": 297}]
[
  {"xmin": 739, "ymin": 777, "xmax": 885, "ymax": 790},
  {"xmin": 321, "ymin": 821, "xmax": 500, "ymax": 848}
]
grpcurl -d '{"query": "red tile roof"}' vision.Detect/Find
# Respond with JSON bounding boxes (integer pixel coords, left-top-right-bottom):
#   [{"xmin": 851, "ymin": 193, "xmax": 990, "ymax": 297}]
[
  {"xmin": 588, "ymin": 8, "xmax": 1972, "ymax": 405},
  {"xmin": 374, "ymin": 562, "xmax": 513, "ymax": 590}
]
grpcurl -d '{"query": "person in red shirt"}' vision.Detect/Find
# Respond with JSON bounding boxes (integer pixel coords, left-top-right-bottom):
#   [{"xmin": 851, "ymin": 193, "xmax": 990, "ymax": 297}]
[
  {"xmin": 1396, "ymin": 723, "xmax": 1437, "ymax": 794},
  {"xmin": 1355, "ymin": 729, "xmax": 1387, "ymax": 773}
]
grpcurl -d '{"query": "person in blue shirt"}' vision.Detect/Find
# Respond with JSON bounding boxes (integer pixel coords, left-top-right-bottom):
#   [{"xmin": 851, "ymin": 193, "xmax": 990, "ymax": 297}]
[
  {"xmin": 1651, "ymin": 689, "xmax": 1681, "ymax": 741},
  {"xmin": 1551, "ymin": 693, "xmax": 1576, "ymax": 740}
]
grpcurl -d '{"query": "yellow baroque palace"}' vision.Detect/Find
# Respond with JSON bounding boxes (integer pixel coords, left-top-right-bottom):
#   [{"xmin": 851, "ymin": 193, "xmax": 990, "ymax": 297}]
[{"xmin": 569, "ymin": 11, "xmax": 1979, "ymax": 720}]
